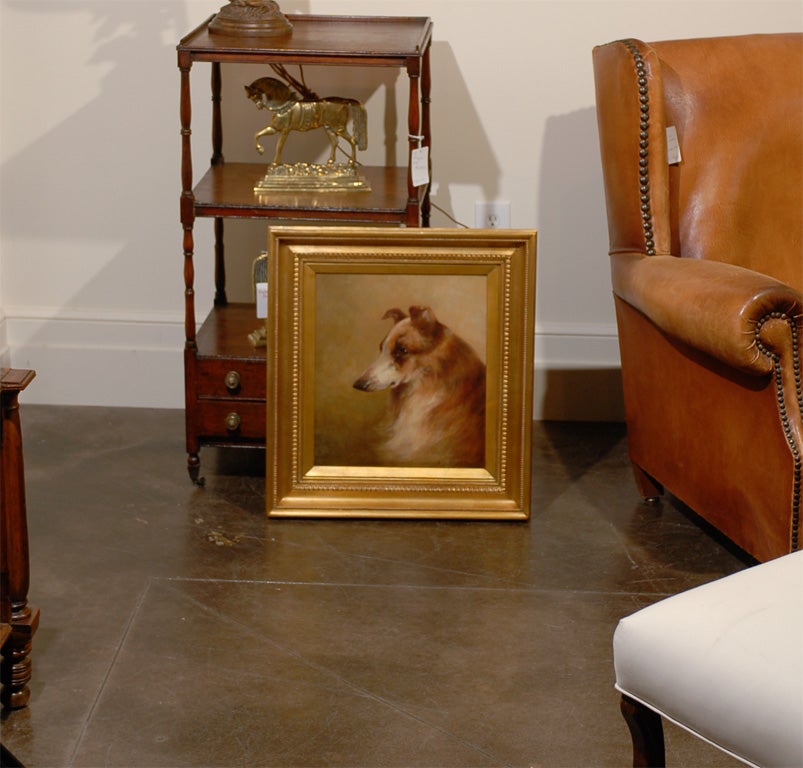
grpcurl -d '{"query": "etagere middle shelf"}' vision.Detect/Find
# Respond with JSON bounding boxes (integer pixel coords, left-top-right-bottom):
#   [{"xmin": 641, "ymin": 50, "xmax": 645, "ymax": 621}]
[{"xmin": 177, "ymin": 14, "xmax": 433, "ymax": 483}]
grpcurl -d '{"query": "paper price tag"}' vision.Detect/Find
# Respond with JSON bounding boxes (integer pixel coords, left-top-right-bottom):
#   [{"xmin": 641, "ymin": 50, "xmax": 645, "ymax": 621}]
[
  {"xmin": 411, "ymin": 146, "xmax": 430, "ymax": 187},
  {"xmin": 256, "ymin": 282, "xmax": 268, "ymax": 319},
  {"xmin": 666, "ymin": 126, "xmax": 682, "ymax": 165}
]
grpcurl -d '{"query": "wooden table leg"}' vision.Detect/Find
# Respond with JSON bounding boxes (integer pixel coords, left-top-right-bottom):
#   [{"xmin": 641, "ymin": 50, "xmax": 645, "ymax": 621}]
[{"xmin": 1, "ymin": 368, "xmax": 39, "ymax": 710}]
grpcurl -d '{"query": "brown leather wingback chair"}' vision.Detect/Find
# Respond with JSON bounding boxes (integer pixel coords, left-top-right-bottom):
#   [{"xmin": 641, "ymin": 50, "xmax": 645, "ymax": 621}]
[{"xmin": 593, "ymin": 34, "xmax": 802, "ymax": 562}]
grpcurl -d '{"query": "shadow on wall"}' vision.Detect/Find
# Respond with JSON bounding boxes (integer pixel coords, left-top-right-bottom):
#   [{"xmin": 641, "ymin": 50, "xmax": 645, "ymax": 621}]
[
  {"xmin": 428, "ymin": 40, "xmax": 502, "ymax": 224},
  {"xmin": 0, "ymin": 2, "xmax": 201, "ymax": 333},
  {"xmin": 535, "ymin": 107, "xmax": 623, "ymax": 421},
  {"xmin": 0, "ymin": 0, "xmax": 308, "ymax": 405},
  {"xmin": 1, "ymin": 1, "xmax": 188, "ymax": 243}
]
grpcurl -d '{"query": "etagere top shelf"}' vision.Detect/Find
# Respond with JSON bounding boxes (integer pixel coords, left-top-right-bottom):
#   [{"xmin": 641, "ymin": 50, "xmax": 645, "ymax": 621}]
[
  {"xmin": 178, "ymin": 13, "xmax": 433, "ymax": 228},
  {"xmin": 178, "ymin": 14, "xmax": 433, "ymax": 66}
]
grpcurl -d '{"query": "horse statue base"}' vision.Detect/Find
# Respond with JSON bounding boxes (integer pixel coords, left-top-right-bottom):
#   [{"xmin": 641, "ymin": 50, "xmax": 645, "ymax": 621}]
[{"xmin": 254, "ymin": 162, "xmax": 371, "ymax": 193}]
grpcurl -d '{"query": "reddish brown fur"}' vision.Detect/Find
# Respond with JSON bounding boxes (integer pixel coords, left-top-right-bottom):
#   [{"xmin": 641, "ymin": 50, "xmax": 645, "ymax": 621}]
[{"xmin": 353, "ymin": 306, "xmax": 486, "ymax": 467}]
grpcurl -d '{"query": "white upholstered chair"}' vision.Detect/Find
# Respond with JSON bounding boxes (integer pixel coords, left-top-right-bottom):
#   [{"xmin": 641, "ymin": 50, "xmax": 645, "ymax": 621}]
[{"xmin": 613, "ymin": 550, "xmax": 803, "ymax": 767}]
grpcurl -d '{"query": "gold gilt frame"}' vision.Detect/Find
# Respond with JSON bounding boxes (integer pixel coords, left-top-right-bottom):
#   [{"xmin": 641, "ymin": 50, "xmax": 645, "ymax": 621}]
[{"xmin": 266, "ymin": 226, "xmax": 537, "ymax": 519}]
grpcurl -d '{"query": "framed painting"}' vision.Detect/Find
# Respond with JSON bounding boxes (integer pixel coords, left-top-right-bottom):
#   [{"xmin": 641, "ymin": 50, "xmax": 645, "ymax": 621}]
[{"xmin": 265, "ymin": 226, "xmax": 537, "ymax": 519}]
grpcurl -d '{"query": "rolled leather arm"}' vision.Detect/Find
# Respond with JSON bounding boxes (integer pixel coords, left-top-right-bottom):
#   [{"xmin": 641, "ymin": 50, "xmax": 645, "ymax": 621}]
[{"xmin": 611, "ymin": 251, "xmax": 803, "ymax": 375}]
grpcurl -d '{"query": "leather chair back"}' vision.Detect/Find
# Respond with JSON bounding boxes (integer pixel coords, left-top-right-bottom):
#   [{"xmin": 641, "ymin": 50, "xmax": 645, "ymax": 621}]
[{"xmin": 593, "ymin": 34, "xmax": 802, "ymax": 289}]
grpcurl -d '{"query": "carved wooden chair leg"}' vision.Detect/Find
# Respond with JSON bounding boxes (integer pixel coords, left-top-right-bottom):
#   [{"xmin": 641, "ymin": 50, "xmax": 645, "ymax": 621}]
[{"xmin": 621, "ymin": 694, "xmax": 666, "ymax": 768}]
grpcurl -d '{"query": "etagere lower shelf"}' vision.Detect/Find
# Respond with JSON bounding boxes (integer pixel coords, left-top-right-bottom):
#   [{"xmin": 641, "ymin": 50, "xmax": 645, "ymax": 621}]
[{"xmin": 194, "ymin": 164, "xmax": 415, "ymax": 223}]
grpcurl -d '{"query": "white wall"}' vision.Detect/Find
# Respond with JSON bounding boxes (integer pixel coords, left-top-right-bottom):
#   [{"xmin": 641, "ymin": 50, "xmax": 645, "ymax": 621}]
[{"xmin": 1, "ymin": 0, "xmax": 800, "ymax": 417}]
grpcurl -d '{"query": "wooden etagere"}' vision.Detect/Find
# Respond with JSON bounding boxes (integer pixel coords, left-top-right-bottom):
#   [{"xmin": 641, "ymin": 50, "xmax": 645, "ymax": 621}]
[{"xmin": 177, "ymin": 14, "xmax": 433, "ymax": 483}]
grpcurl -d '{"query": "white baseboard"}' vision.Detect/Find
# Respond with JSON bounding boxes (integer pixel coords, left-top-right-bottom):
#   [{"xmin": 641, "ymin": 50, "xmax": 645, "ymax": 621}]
[
  {"xmin": 4, "ymin": 308, "xmax": 186, "ymax": 409},
  {"xmin": 3, "ymin": 310, "xmax": 624, "ymax": 420}
]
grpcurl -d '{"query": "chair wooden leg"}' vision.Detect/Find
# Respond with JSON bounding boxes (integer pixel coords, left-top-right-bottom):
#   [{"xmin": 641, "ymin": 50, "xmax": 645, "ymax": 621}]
[
  {"xmin": 631, "ymin": 462, "xmax": 663, "ymax": 503},
  {"xmin": 621, "ymin": 694, "xmax": 666, "ymax": 768},
  {"xmin": 1, "ymin": 742, "xmax": 25, "ymax": 767}
]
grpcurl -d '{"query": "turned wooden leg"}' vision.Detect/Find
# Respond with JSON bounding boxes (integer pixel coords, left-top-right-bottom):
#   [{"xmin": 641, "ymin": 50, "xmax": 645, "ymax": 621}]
[
  {"xmin": 1, "ymin": 369, "xmax": 39, "ymax": 710},
  {"xmin": 631, "ymin": 462, "xmax": 663, "ymax": 503},
  {"xmin": 187, "ymin": 453, "xmax": 205, "ymax": 486},
  {"xmin": 1, "ymin": 612, "xmax": 39, "ymax": 710},
  {"xmin": 621, "ymin": 694, "xmax": 666, "ymax": 768}
]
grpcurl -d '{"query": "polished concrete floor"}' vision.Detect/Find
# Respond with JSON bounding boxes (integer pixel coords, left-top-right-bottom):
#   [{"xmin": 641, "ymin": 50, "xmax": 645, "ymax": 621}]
[{"xmin": 1, "ymin": 405, "xmax": 751, "ymax": 767}]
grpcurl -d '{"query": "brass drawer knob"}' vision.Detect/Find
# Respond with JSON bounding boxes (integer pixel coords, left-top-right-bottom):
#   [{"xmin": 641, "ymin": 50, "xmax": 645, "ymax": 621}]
[
  {"xmin": 224, "ymin": 370, "xmax": 241, "ymax": 393},
  {"xmin": 225, "ymin": 412, "xmax": 241, "ymax": 431}
]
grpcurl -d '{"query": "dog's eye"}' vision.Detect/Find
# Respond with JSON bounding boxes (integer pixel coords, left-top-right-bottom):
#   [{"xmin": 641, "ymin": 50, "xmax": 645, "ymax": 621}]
[{"xmin": 393, "ymin": 343, "xmax": 408, "ymax": 362}]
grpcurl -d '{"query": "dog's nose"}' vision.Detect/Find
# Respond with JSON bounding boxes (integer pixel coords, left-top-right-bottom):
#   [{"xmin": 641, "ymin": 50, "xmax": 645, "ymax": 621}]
[{"xmin": 353, "ymin": 377, "xmax": 370, "ymax": 391}]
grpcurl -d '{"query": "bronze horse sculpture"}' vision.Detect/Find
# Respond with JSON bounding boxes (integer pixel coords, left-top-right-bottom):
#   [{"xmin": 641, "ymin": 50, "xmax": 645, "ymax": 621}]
[{"xmin": 245, "ymin": 77, "xmax": 368, "ymax": 166}]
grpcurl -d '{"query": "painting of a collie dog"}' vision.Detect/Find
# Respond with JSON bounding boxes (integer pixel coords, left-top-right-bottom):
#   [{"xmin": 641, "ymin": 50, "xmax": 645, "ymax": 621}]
[
  {"xmin": 265, "ymin": 226, "xmax": 536, "ymax": 519},
  {"xmin": 353, "ymin": 305, "xmax": 486, "ymax": 468}
]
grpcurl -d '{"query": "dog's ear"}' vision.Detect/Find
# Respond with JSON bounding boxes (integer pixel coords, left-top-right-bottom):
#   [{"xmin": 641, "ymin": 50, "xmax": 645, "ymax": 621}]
[
  {"xmin": 382, "ymin": 308, "xmax": 407, "ymax": 324},
  {"xmin": 409, "ymin": 305, "xmax": 439, "ymax": 337}
]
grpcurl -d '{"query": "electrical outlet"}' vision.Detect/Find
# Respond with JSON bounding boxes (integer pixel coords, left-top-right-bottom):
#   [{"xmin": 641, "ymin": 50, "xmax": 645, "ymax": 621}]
[{"xmin": 475, "ymin": 201, "xmax": 510, "ymax": 228}]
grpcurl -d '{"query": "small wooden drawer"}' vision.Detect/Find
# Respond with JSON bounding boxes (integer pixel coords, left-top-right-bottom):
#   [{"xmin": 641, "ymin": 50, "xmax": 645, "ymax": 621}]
[
  {"xmin": 196, "ymin": 357, "xmax": 266, "ymax": 400},
  {"xmin": 196, "ymin": 400, "xmax": 266, "ymax": 441}
]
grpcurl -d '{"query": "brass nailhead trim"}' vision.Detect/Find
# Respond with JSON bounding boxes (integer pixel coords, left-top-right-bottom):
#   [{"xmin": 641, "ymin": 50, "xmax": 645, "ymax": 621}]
[
  {"xmin": 755, "ymin": 313, "xmax": 802, "ymax": 551},
  {"xmin": 622, "ymin": 40, "xmax": 656, "ymax": 255}
]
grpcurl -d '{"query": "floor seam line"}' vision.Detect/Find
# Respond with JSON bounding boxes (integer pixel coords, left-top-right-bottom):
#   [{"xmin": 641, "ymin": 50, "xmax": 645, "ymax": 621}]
[
  {"xmin": 66, "ymin": 576, "xmax": 155, "ymax": 767},
  {"xmin": 167, "ymin": 585, "xmax": 515, "ymax": 765},
  {"xmin": 152, "ymin": 574, "xmax": 676, "ymax": 598}
]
